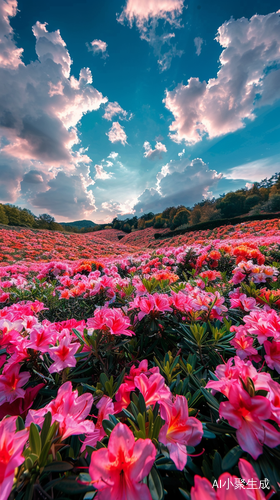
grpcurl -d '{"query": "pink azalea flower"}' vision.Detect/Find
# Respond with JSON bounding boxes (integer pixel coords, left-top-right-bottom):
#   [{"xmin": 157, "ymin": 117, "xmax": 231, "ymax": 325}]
[
  {"xmin": 89, "ymin": 422, "xmax": 156, "ymax": 500},
  {"xmin": 0, "ymin": 416, "xmax": 28, "ymax": 500},
  {"xmin": 114, "ymin": 360, "xmax": 159, "ymax": 412},
  {"xmin": 264, "ymin": 340, "xmax": 280, "ymax": 373},
  {"xmin": 206, "ymin": 356, "xmax": 271, "ymax": 398},
  {"xmin": 28, "ymin": 325, "xmax": 55, "ymax": 353},
  {"xmin": 48, "ymin": 332, "xmax": 79, "ymax": 373},
  {"xmin": 87, "ymin": 308, "xmax": 134, "ymax": 336},
  {"xmin": 191, "ymin": 459, "xmax": 266, "ymax": 500},
  {"xmin": 81, "ymin": 396, "xmax": 114, "ymax": 452},
  {"xmin": 159, "ymin": 395, "xmax": 203, "ymax": 470},
  {"xmin": 134, "ymin": 372, "xmax": 171, "ymax": 407},
  {"xmin": 191, "ymin": 473, "xmax": 247, "ymax": 500},
  {"xmin": 26, "ymin": 381, "xmax": 95, "ymax": 441},
  {"xmin": 268, "ymin": 380, "xmax": 280, "ymax": 425},
  {"xmin": 219, "ymin": 384, "xmax": 280, "ymax": 459},
  {"xmin": 0, "ymin": 364, "xmax": 30, "ymax": 405},
  {"xmin": 230, "ymin": 328, "xmax": 258, "ymax": 360}
]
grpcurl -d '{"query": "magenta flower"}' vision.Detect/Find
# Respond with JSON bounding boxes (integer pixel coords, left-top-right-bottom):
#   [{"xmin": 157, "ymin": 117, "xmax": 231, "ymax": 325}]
[
  {"xmin": 134, "ymin": 372, "xmax": 171, "ymax": 407},
  {"xmin": 48, "ymin": 332, "xmax": 79, "ymax": 373},
  {"xmin": 26, "ymin": 381, "xmax": 95, "ymax": 441},
  {"xmin": 264, "ymin": 340, "xmax": 280, "ymax": 373},
  {"xmin": 81, "ymin": 395, "xmax": 115, "ymax": 452},
  {"xmin": 0, "ymin": 364, "xmax": 30, "ymax": 405},
  {"xmin": 0, "ymin": 416, "xmax": 28, "ymax": 500},
  {"xmin": 219, "ymin": 384, "xmax": 280, "ymax": 459},
  {"xmin": 88, "ymin": 308, "xmax": 134, "ymax": 336},
  {"xmin": 230, "ymin": 328, "xmax": 258, "ymax": 360},
  {"xmin": 89, "ymin": 423, "xmax": 156, "ymax": 500},
  {"xmin": 159, "ymin": 396, "xmax": 203, "ymax": 470}
]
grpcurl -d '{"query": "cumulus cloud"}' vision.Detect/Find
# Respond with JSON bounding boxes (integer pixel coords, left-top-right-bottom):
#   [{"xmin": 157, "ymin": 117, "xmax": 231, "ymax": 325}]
[
  {"xmin": 0, "ymin": 2, "xmax": 109, "ymax": 219},
  {"xmin": 31, "ymin": 169, "xmax": 96, "ymax": 219},
  {"xmin": 106, "ymin": 121, "xmax": 127, "ymax": 145},
  {"xmin": 101, "ymin": 199, "xmax": 136, "ymax": 216},
  {"xmin": 87, "ymin": 39, "xmax": 108, "ymax": 58},
  {"xmin": 0, "ymin": 0, "xmax": 23, "ymax": 68},
  {"xmin": 164, "ymin": 10, "xmax": 280, "ymax": 145},
  {"xmin": 117, "ymin": 0, "xmax": 185, "ymax": 71},
  {"xmin": 108, "ymin": 151, "xmax": 118, "ymax": 159},
  {"xmin": 103, "ymin": 102, "xmax": 129, "ymax": 120},
  {"xmin": 194, "ymin": 36, "xmax": 203, "ymax": 56},
  {"xmin": 117, "ymin": 0, "xmax": 184, "ymax": 31},
  {"xmin": 143, "ymin": 140, "xmax": 167, "ymax": 159},
  {"xmin": 133, "ymin": 157, "xmax": 222, "ymax": 214},
  {"xmin": 94, "ymin": 164, "xmax": 113, "ymax": 180}
]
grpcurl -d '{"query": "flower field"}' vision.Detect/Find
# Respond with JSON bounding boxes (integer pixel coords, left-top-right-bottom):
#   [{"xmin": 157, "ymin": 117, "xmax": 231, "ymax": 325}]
[{"xmin": 1, "ymin": 220, "xmax": 280, "ymax": 500}]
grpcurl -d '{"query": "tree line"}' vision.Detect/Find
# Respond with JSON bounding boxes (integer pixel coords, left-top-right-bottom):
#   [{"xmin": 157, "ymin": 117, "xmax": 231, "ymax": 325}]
[
  {"xmin": 1, "ymin": 171, "xmax": 280, "ymax": 233},
  {"xmin": 108, "ymin": 171, "xmax": 280, "ymax": 233}
]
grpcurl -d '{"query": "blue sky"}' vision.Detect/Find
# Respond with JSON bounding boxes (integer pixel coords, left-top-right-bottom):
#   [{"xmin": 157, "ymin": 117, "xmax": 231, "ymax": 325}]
[{"xmin": 1, "ymin": 0, "xmax": 280, "ymax": 222}]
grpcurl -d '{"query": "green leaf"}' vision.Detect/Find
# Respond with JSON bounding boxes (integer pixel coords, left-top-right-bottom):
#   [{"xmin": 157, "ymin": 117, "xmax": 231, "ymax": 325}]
[
  {"xmin": 16, "ymin": 416, "xmax": 25, "ymax": 431},
  {"xmin": 213, "ymin": 451, "xmax": 223, "ymax": 477},
  {"xmin": 54, "ymin": 477, "xmax": 95, "ymax": 495},
  {"xmin": 100, "ymin": 373, "xmax": 109, "ymax": 388},
  {"xmin": 148, "ymin": 466, "xmax": 164, "ymax": 500},
  {"xmin": 138, "ymin": 393, "xmax": 147, "ymax": 414},
  {"xmin": 29, "ymin": 423, "xmax": 41, "ymax": 456},
  {"xmin": 72, "ymin": 328, "xmax": 85, "ymax": 344},
  {"xmin": 222, "ymin": 446, "xmax": 243, "ymax": 471},
  {"xmin": 44, "ymin": 462, "xmax": 73, "ymax": 472},
  {"xmin": 200, "ymin": 388, "xmax": 220, "ymax": 410},
  {"xmin": 83, "ymin": 493, "xmax": 97, "ymax": 500},
  {"xmin": 178, "ymin": 488, "xmax": 190, "ymax": 499},
  {"xmin": 41, "ymin": 411, "xmax": 52, "ymax": 448},
  {"xmin": 258, "ymin": 455, "xmax": 279, "ymax": 491},
  {"xmin": 102, "ymin": 419, "xmax": 115, "ymax": 436}
]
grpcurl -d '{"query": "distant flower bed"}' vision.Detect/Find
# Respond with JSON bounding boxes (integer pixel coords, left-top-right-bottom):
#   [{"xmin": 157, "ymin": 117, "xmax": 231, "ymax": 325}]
[{"xmin": 0, "ymin": 222, "xmax": 280, "ymax": 499}]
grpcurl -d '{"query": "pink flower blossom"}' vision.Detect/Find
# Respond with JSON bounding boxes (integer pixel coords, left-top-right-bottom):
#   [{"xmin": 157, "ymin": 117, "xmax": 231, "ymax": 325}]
[
  {"xmin": 264, "ymin": 340, "xmax": 280, "ymax": 373},
  {"xmin": 87, "ymin": 308, "xmax": 134, "ymax": 336},
  {"xmin": 48, "ymin": 331, "xmax": 79, "ymax": 373},
  {"xmin": 0, "ymin": 364, "xmax": 30, "ymax": 405},
  {"xmin": 230, "ymin": 327, "xmax": 258, "ymax": 360},
  {"xmin": 191, "ymin": 459, "xmax": 266, "ymax": 499},
  {"xmin": 26, "ymin": 381, "xmax": 95, "ymax": 441},
  {"xmin": 159, "ymin": 396, "xmax": 203, "ymax": 470},
  {"xmin": 134, "ymin": 372, "xmax": 171, "ymax": 407},
  {"xmin": 0, "ymin": 416, "xmax": 28, "ymax": 500},
  {"xmin": 219, "ymin": 384, "xmax": 280, "ymax": 459},
  {"xmin": 81, "ymin": 396, "xmax": 114, "ymax": 452},
  {"xmin": 89, "ymin": 422, "xmax": 156, "ymax": 500}
]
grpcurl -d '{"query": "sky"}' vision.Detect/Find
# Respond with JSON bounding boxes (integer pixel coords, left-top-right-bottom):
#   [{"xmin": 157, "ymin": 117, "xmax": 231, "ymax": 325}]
[{"xmin": 0, "ymin": 0, "xmax": 280, "ymax": 223}]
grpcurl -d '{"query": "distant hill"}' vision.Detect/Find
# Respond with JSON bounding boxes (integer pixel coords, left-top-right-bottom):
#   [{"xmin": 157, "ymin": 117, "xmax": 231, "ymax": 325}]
[{"xmin": 59, "ymin": 219, "xmax": 96, "ymax": 228}]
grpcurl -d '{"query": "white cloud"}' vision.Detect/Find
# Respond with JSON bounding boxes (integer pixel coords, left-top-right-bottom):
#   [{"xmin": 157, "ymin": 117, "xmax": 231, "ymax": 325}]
[
  {"xmin": 87, "ymin": 39, "xmax": 108, "ymax": 58},
  {"xmin": 94, "ymin": 164, "xmax": 113, "ymax": 180},
  {"xmin": 0, "ymin": 2, "xmax": 109, "ymax": 220},
  {"xmin": 117, "ymin": 0, "xmax": 185, "ymax": 71},
  {"xmin": 194, "ymin": 36, "xmax": 203, "ymax": 56},
  {"xmin": 106, "ymin": 121, "xmax": 127, "ymax": 145},
  {"xmin": 0, "ymin": 0, "xmax": 23, "ymax": 68},
  {"xmin": 224, "ymin": 155, "xmax": 280, "ymax": 182},
  {"xmin": 178, "ymin": 148, "xmax": 185, "ymax": 157},
  {"xmin": 117, "ymin": 0, "xmax": 184, "ymax": 31},
  {"xmin": 31, "ymin": 168, "xmax": 96, "ymax": 218},
  {"xmin": 164, "ymin": 10, "xmax": 280, "ymax": 145},
  {"xmin": 108, "ymin": 151, "xmax": 118, "ymax": 159},
  {"xmin": 101, "ymin": 199, "xmax": 136, "ymax": 216},
  {"xmin": 133, "ymin": 157, "xmax": 222, "ymax": 213},
  {"xmin": 143, "ymin": 140, "xmax": 167, "ymax": 159},
  {"xmin": 103, "ymin": 101, "xmax": 129, "ymax": 120}
]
